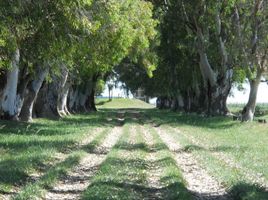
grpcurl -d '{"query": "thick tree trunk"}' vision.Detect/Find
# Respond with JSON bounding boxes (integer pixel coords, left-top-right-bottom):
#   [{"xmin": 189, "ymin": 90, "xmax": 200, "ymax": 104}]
[
  {"xmin": 208, "ymin": 82, "xmax": 231, "ymax": 116},
  {"xmin": 35, "ymin": 82, "xmax": 59, "ymax": 119},
  {"xmin": 85, "ymin": 75, "xmax": 99, "ymax": 112},
  {"xmin": 196, "ymin": 24, "xmax": 232, "ymax": 116},
  {"xmin": 242, "ymin": 75, "xmax": 262, "ymax": 122},
  {"xmin": 57, "ymin": 67, "xmax": 71, "ymax": 117},
  {"xmin": 74, "ymin": 84, "xmax": 91, "ymax": 112},
  {"xmin": 19, "ymin": 67, "xmax": 48, "ymax": 122},
  {"xmin": 68, "ymin": 86, "xmax": 78, "ymax": 113},
  {"xmin": 87, "ymin": 87, "xmax": 97, "ymax": 111},
  {"xmin": 0, "ymin": 49, "xmax": 20, "ymax": 120}
]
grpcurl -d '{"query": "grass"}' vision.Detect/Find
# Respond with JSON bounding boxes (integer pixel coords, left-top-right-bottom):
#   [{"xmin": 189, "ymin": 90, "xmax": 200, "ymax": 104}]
[
  {"xmin": 0, "ymin": 98, "xmax": 267, "ymax": 199},
  {"xmin": 228, "ymin": 103, "xmax": 268, "ymax": 117},
  {"xmin": 147, "ymin": 126, "xmax": 192, "ymax": 199},
  {"xmin": 0, "ymin": 112, "xmax": 111, "ymax": 196},
  {"xmin": 96, "ymin": 98, "xmax": 155, "ymax": 109},
  {"xmin": 82, "ymin": 125, "xmax": 149, "ymax": 199},
  {"xmin": 13, "ymin": 151, "xmax": 84, "ymax": 200},
  {"xmin": 144, "ymin": 109, "xmax": 268, "ymax": 199},
  {"xmin": 82, "ymin": 124, "xmax": 192, "ymax": 200},
  {"xmin": 13, "ymin": 127, "xmax": 111, "ymax": 199}
]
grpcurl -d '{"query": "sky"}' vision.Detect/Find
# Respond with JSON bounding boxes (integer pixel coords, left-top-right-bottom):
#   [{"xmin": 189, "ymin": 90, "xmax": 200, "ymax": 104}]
[
  {"xmin": 227, "ymin": 82, "xmax": 268, "ymax": 104},
  {"xmin": 101, "ymin": 82, "xmax": 268, "ymax": 104}
]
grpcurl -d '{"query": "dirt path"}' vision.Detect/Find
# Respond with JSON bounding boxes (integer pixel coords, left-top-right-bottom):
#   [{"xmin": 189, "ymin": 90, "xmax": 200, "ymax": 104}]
[
  {"xmin": 142, "ymin": 126, "xmax": 163, "ymax": 199},
  {"xmin": 155, "ymin": 127, "xmax": 230, "ymax": 200},
  {"xmin": 171, "ymin": 127, "xmax": 268, "ymax": 191},
  {"xmin": 44, "ymin": 127, "xmax": 123, "ymax": 200}
]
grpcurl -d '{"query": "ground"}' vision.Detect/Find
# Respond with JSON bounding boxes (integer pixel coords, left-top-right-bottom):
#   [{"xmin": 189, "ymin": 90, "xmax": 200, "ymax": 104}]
[{"xmin": 0, "ymin": 99, "xmax": 267, "ymax": 200}]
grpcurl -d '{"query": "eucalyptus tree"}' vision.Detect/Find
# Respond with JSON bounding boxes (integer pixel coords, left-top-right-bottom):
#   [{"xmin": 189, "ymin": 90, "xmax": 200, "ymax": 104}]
[
  {"xmin": 176, "ymin": 0, "xmax": 240, "ymax": 115},
  {"xmin": 0, "ymin": 0, "xmax": 35, "ymax": 120},
  {"xmin": 234, "ymin": 0, "xmax": 268, "ymax": 121},
  {"xmin": 0, "ymin": 0, "xmax": 93, "ymax": 121},
  {"xmin": 67, "ymin": 0, "xmax": 158, "ymax": 113}
]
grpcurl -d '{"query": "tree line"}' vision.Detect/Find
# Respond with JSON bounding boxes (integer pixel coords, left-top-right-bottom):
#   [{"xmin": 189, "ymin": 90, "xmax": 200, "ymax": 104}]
[
  {"xmin": 1, "ymin": 0, "xmax": 267, "ymax": 123},
  {"xmin": 0, "ymin": 0, "xmax": 157, "ymax": 121},
  {"xmin": 117, "ymin": 0, "xmax": 268, "ymax": 121}
]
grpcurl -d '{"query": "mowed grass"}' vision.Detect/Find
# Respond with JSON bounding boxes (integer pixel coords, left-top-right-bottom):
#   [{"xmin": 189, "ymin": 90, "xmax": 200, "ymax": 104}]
[
  {"xmin": 0, "ymin": 112, "xmax": 112, "ymax": 195},
  {"xmin": 96, "ymin": 98, "xmax": 155, "ymax": 109},
  {"xmin": 1, "ymin": 98, "xmax": 267, "ymax": 199},
  {"xmin": 228, "ymin": 103, "xmax": 268, "ymax": 118},
  {"xmin": 82, "ymin": 124, "xmax": 191, "ymax": 200},
  {"xmin": 145, "ymin": 109, "xmax": 268, "ymax": 199}
]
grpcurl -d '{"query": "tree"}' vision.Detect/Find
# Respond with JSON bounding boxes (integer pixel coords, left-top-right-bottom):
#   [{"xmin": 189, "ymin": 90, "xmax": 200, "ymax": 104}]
[{"xmin": 234, "ymin": 0, "xmax": 268, "ymax": 121}]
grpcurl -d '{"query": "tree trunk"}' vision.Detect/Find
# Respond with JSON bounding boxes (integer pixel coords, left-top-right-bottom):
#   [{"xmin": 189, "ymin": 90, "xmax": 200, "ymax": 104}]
[
  {"xmin": 35, "ymin": 82, "xmax": 59, "ymax": 119},
  {"xmin": 196, "ymin": 27, "xmax": 232, "ymax": 116},
  {"xmin": 242, "ymin": 75, "xmax": 262, "ymax": 122},
  {"xmin": 85, "ymin": 75, "xmax": 99, "ymax": 111},
  {"xmin": 0, "ymin": 49, "xmax": 20, "ymax": 120},
  {"xmin": 87, "ymin": 87, "xmax": 97, "ymax": 111},
  {"xmin": 57, "ymin": 67, "xmax": 71, "ymax": 117},
  {"xmin": 19, "ymin": 66, "xmax": 48, "ymax": 122},
  {"xmin": 74, "ymin": 83, "xmax": 92, "ymax": 112}
]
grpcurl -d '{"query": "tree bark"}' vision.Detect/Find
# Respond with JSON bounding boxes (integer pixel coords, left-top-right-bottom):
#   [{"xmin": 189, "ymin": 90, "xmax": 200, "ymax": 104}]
[
  {"xmin": 57, "ymin": 67, "xmax": 71, "ymax": 117},
  {"xmin": 0, "ymin": 49, "xmax": 20, "ymax": 120},
  {"xmin": 35, "ymin": 82, "xmax": 59, "ymax": 119},
  {"xmin": 74, "ymin": 83, "xmax": 92, "ymax": 112},
  {"xmin": 19, "ymin": 66, "xmax": 48, "ymax": 122},
  {"xmin": 195, "ymin": 15, "xmax": 232, "ymax": 116},
  {"xmin": 242, "ymin": 73, "xmax": 262, "ymax": 122}
]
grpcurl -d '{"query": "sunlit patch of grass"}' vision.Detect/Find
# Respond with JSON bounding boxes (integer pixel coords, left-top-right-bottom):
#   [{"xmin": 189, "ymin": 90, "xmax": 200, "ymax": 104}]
[
  {"xmin": 0, "ymin": 113, "xmax": 107, "ymax": 194},
  {"xmin": 82, "ymin": 125, "xmax": 149, "ymax": 199},
  {"xmin": 162, "ymin": 124, "xmax": 268, "ymax": 199},
  {"xmin": 148, "ymin": 126, "xmax": 192, "ymax": 200},
  {"xmin": 97, "ymin": 98, "xmax": 155, "ymax": 109},
  {"xmin": 13, "ymin": 151, "xmax": 84, "ymax": 200}
]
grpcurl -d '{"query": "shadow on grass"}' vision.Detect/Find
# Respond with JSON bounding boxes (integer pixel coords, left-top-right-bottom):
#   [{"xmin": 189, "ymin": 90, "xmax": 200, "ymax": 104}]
[
  {"xmin": 96, "ymin": 99, "xmax": 112, "ymax": 106},
  {"xmin": 83, "ymin": 180, "xmax": 191, "ymax": 200},
  {"xmin": 0, "ymin": 154, "xmax": 50, "ymax": 188},
  {"xmin": 96, "ymin": 108, "xmax": 238, "ymax": 130},
  {"xmin": 180, "ymin": 144, "xmax": 248, "ymax": 153},
  {"xmin": 228, "ymin": 182, "xmax": 268, "ymax": 200},
  {"xmin": 82, "ymin": 155, "xmax": 191, "ymax": 200}
]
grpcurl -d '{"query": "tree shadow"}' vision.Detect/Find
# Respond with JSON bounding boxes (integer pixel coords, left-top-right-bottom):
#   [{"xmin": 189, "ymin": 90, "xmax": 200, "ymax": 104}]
[
  {"xmin": 96, "ymin": 108, "xmax": 239, "ymax": 130},
  {"xmin": 228, "ymin": 182, "xmax": 268, "ymax": 200},
  {"xmin": 0, "ymin": 153, "xmax": 51, "ymax": 188},
  {"xmin": 179, "ymin": 144, "xmax": 248, "ymax": 153},
  {"xmin": 96, "ymin": 99, "xmax": 112, "ymax": 106}
]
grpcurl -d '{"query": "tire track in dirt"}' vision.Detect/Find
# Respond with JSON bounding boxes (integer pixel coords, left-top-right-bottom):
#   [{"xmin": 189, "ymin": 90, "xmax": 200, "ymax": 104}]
[
  {"xmin": 0, "ymin": 128, "xmax": 104, "ymax": 200},
  {"xmin": 141, "ymin": 126, "xmax": 163, "ymax": 200},
  {"xmin": 171, "ymin": 127, "xmax": 268, "ymax": 191},
  {"xmin": 44, "ymin": 127, "xmax": 123, "ymax": 200},
  {"xmin": 155, "ymin": 127, "xmax": 230, "ymax": 200}
]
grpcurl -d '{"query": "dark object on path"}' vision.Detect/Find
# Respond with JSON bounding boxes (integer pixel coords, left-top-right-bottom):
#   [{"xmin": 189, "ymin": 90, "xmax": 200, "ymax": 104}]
[{"xmin": 258, "ymin": 119, "xmax": 267, "ymax": 124}]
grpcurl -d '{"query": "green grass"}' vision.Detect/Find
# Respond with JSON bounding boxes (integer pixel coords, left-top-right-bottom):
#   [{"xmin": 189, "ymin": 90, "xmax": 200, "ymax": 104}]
[
  {"xmin": 1, "ymin": 98, "xmax": 267, "ymax": 199},
  {"xmin": 82, "ymin": 124, "xmax": 192, "ymax": 200},
  {"xmin": 13, "ymin": 151, "xmax": 84, "ymax": 200},
  {"xmin": 228, "ymin": 103, "xmax": 268, "ymax": 117},
  {"xmin": 96, "ymin": 98, "xmax": 155, "ymax": 109},
  {"xmin": 145, "ymin": 109, "xmax": 268, "ymax": 199},
  {"xmin": 13, "ymin": 126, "xmax": 112, "ymax": 199},
  {"xmin": 147, "ymin": 126, "xmax": 192, "ymax": 200},
  {"xmin": 0, "ymin": 112, "xmax": 111, "ymax": 194},
  {"xmin": 82, "ymin": 125, "xmax": 149, "ymax": 199}
]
